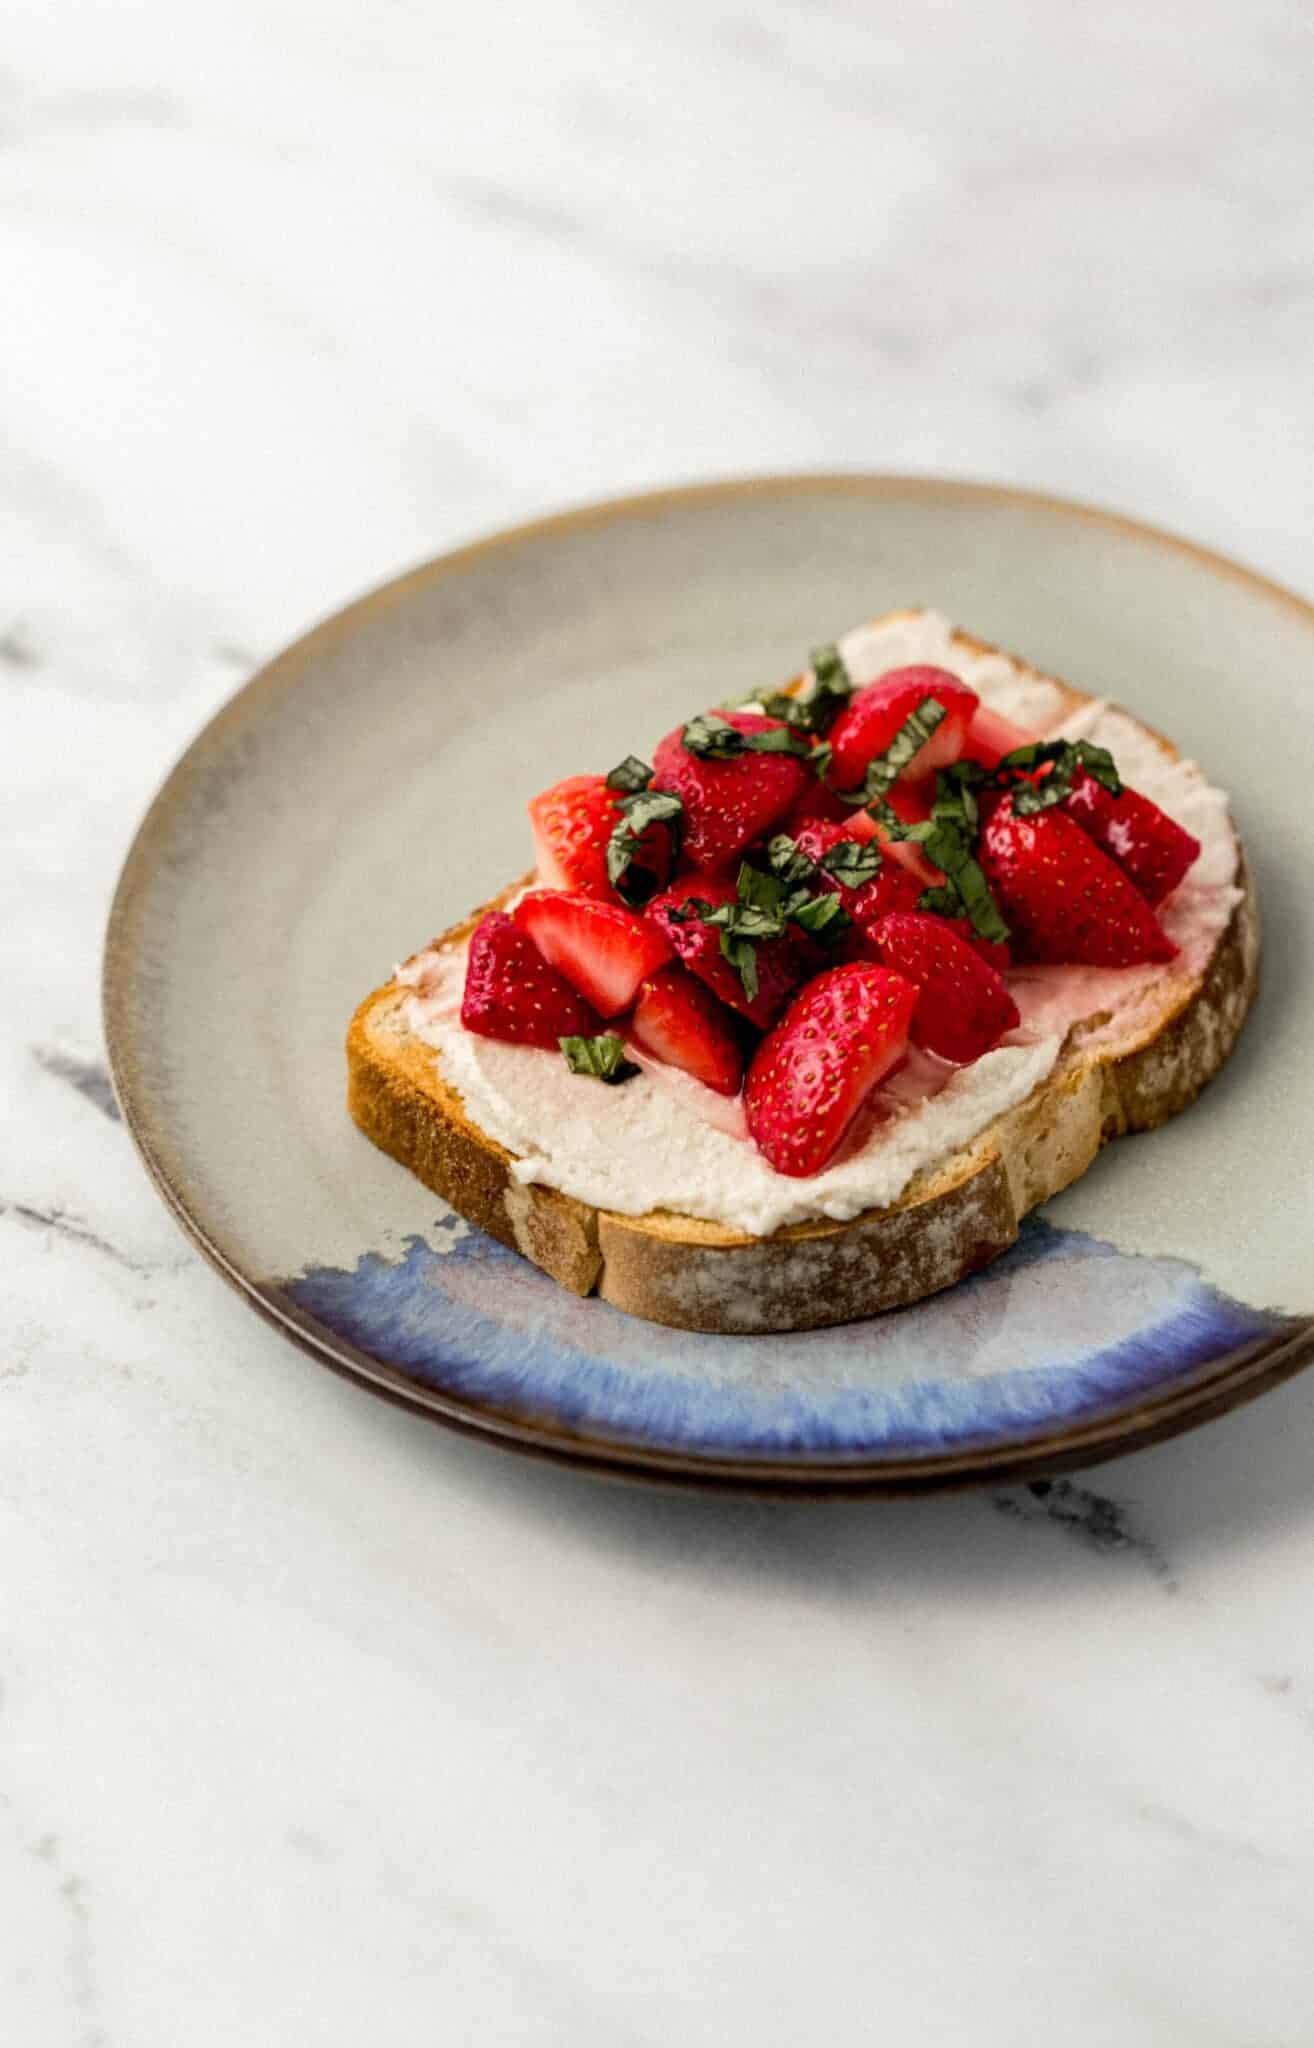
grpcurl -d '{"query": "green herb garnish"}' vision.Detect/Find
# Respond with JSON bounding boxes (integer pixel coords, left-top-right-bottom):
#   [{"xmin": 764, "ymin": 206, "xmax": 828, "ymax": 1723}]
[
  {"xmin": 679, "ymin": 889, "xmax": 771, "ymax": 1002},
  {"xmin": 818, "ymin": 838, "xmax": 883, "ymax": 889},
  {"xmin": 870, "ymin": 773, "xmax": 1010, "ymax": 946},
  {"xmin": 1001, "ymin": 738, "xmax": 1122, "ymax": 815},
  {"xmin": 765, "ymin": 832, "xmax": 822, "ymax": 890},
  {"xmin": 767, "ymin": 827, "xmax": 882, "ymax": 893},
  {"xmin": 680, "ymin": 848, "xmax": 854, "ymax": 1001},
  {"xmin": 760, "ymin": 641, "xmax": 856, "ymax": 738},
  {"xmin": 680, "ymin": 712, "xmax": 812, "ymax": 761},
  {"xmin": 791, "ymin": 890, "xmax": 850, "ymax": 942},
  {"xmin": 605, "ymin": 755, "xmax": 654, "ymax": 795},
  {"xmin": 867, "ymin": 734, "xmax": 1119, "ymax": 939},
  {"xmin": 918, "ymin": 847, "xmax": 1010, "ymax": 944},
  {"xmin": 917, "ymin": 884, "xmax": 961, "ymax": 919},
  {"xmin": 733, "ymin": 861, "xmax": 790, "ymax": 919},
  {"xmin": 811, "ymin": 642, "xmax": 852, "ymax": 695},
  {"xmin": 833, "ymin": 696, "xmax": 948, "ymax": 806},
  {"xmin": 605, "ymin": 787, "xmax": 683, "ymax": 906},
  {"xmin": 559, "ymin": 1034, "xmax": 640, "ymax": 1084}
]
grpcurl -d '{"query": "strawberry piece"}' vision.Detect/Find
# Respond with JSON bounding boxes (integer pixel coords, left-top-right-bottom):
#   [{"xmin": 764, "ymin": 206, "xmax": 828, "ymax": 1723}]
[
  {"xmin": 461, "ymin": 912, "xmax": 603, "ymax": 1047},
  {"xmin": 651, "ymin": 711, "xmax": 811, "ymax": 871},
  {"xmin": 647, "ymin": 877, "xmax": 816, "ymax": 1029},
  {"xmin": 827, "ymin": 667, "xmax": 978, "ymax": 792},
  {"xmin": 962, "ymin": 703, "xmax": 1037, "ymax": 770},
  {"xmin": 791, "ymin": 819, "xmax": 924, "ymax": 925},
  {"xmin": 979, "ymin": 800, "xmax": 1177, "ymax": 966},
  {"xmin": 947, "ymin": 917, "xmax": 1011, "ymax": 975},
  {"xmin": 843, "ymin": 777, "xmax": 942, "ymax": 888},
  {"xmin": 630, "ymin": 965, "xmax": 744, "ymax": 1096},
  {"xmin": 513, "ymin": 890, "xmax": 673, "ymax": 1016},
  {"xmin": 745, "ymin": 964, "xmax": 918, "ymax": 1177},
  {"xmin": 528, "ymin": 773, "xmax": 672, "ymax": 901},
  {"xmin": 867, "ymin": 911, "xmax": 1019, "ymax": 1063},
  {"xmin": 779, "ymin": 777, "xmax": 850, "ymax": 835},
  {"xmin": 1060, "ymin": 769, "xmax": 1200, "ymax": 906}
]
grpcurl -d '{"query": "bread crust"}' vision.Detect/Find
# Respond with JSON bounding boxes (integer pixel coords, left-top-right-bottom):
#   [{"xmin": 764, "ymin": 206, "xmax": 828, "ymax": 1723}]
[{"xmin": 346, "ymin": 628, "xmax": 1260, "ymax": 1334}]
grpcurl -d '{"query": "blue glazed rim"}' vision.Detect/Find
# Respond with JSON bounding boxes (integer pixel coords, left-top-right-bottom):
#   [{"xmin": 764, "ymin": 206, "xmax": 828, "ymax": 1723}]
[
  {"xmin": 103, "ymin": 474, "xmax": 1314, "ymax": 1493},
  {"xmin": 264, "ymin": 1219, "xmax": 1313, "ymax": 1489},
  {"xmin": 106, "ymin": 1134, "xmax": 1313, "ymax": 1491}
]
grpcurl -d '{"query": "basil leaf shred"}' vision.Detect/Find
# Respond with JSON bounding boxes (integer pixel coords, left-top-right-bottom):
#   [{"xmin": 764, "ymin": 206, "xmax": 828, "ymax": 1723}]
[
  {"xmin": 605, "ymin": 787, "xmax": 683, "ymax": 904},
  {"xmin": 605, "ymin": 755, "xmax": 653, "ymax": 795},
  {"xmin": 558, "ymin": 1034, "xmax": 640, "ymax": 1084}
]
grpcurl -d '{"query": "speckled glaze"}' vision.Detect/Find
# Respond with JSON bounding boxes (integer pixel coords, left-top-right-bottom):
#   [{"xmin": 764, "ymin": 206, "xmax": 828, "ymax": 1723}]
[{"xmin": 104, "ymin": 477, "xmax": 1314, "ymax": 1490}]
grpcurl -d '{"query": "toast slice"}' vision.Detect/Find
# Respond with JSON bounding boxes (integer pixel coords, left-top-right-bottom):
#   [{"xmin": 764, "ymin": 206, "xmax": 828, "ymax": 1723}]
[{"xmin": 347, "ymin": 621, "xmax": 1259, "ymax": 1335}]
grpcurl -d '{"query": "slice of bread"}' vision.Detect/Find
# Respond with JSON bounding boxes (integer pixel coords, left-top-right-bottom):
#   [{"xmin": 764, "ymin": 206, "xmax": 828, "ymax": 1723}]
[{"xmin": 347, "ymin": 622, "xmax": 1259, "ymax": 1335}]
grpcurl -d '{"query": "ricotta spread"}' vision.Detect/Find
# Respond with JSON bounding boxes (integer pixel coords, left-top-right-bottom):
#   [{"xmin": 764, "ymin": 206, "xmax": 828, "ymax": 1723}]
[{"xmin": 398, "ymin": 612, "xmax": 1241, "ymax": 1237}]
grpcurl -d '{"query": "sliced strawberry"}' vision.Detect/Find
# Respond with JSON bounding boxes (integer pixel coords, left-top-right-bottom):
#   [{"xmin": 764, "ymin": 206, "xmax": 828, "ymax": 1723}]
[
  {"xmin": 513, "ymin": 891, "xmax": 673, "ymax": 1016},
  {"xmin": 791, "ymin": 819, "xmax": 924, "ymax": 925},
  {"xmin": 979, "ymin": 799, "xmax": 1177, "ymax": 966},
  {"xmin": 867, "ymin": 911, "xmax": 1019, "ymax": 1064},
  {"xmin": 827, "ymin": 667, "xmax": 978, "ymax": 792},
  {"xmin": 779, "ymin": 776, "xmax": 850, "ymax": 835},
  {"xmin": 843, "ymin": 777, "xmax": 942, "ymax": 888},
  {"xmin": 1060, "ymin": 769, "xmax": 1200, "ymax": 906},
  {"xmin": 528, "ymin": 775, "xmax": 613, "ymax": 897},
  {"xmin": 962, "ymin": 703, "xmax": 1037, "ymax": 770},
  {"xmin": 647, "ymin": 877, "xmax": 816, "ymax": 1029},
  {"xmin": 528, "ymin": 773, "xmax": 673, "ymax": 902},
  {"xmin": 947, "ymin": 916, "xmax": 1011, "ymax": 975},
  {"xmin": 630, "ymin": 965, "xmax": 744, "ymax": 1096},
  {"xmin": 461, "ymin": 912, "xmax": 603, "ymax": 1047},
  {"xmin": 745, "ymin": 964, "xmax": 918, "ymax": 1177},
  {"xmin": 651, "ymin": 710, "xmax": 811, "ymax": 871}
]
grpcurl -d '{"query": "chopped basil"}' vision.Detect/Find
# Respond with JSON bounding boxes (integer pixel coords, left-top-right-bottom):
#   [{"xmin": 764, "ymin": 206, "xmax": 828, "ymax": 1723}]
[
  {"xmin": 680, "ymin": 713, "xmax": 742, "ymax": 759},
  {"xmin": 605, "ymin": 755, "xmax": 653, "ymax": 795},
  {"xmin": 603, "ymin": 687, "xmax": 1137, "ymax": 960},
  {"xmin": 870, "ymin": 775, "xmax": 1011, "ymax": 945},
  {"xmin": 765, "ymin": 832, "xmax": 821, "ymax": 890},
  {"xmin": 680, "ymin": 712, "xmax": 812, "ymax": 762},
  {"xmin": 759, "ymin": 640, "xmax": 855, "ymax": 739},
  {"xmin": 1009, "ymin": 781, "xmax": 1059, "ymax": 817},
  {"xmin": 676, "ymin": 851, "xmax": 854, "ymax": 999},
  {"xmin": 734, "ymin": 862, "xmax": 788, "ymax": 918},
  {"xmin": 698, "ymin": 897, "xmax": 785, "ymax": 943},
  {"xmin": 819, "ymin": 838, "xmax": 883, "ymax": 888},
  {"xmin": 559, "ymin": 1034, "xmax": 640, "ymax": 1084},
  {"xmin": 810, "ymin": 642, "xmax": 851, "ymax": 695},
  {"xmin": 1003, "ymin": 737, "xmax": 1123, "ymax": 815},
  {"xmin": 791, "ymin": 890, "xmax": 849, "ymax": 944},
  {"xmin": 942, "ymin": 849, "xmax": 1010, "ymax": 943},
  {"xmin": 929, "ymin": 759, "xmax": 985, "ymax": 833},
  {"xmin": 916, "ymin": 883, "xmax": 961, "ymax": 918},
  {"xmin": 723, "ymin": 935, "xmax": 760, "ymax": 1003},
  {"xmin": 759, "ymin": 692, "xmax": 809, "ymax": 729},
  {"xmin": 605, "ymin": 787, "xmax": 683, "ymax": 905},
  {"xmin": 858, "ymin": 696, "xmax": 948, "ymax": 801},
  {"xmin": 844, "ymin": 730, "xmax": 1125, "ymax": 940},
  {"xmin": 688, "ymin": 882, "xmax": 772, "ymax": 1001},
  {"xmin": 737, "ymin": 722, "xmax": 814, "ymax": 757}
]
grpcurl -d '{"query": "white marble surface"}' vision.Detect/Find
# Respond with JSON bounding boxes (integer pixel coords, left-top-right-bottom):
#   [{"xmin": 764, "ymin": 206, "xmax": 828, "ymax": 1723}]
[{"xmin": 5, "ymin": 3, "xmax": 1314, "ymax": 2041}]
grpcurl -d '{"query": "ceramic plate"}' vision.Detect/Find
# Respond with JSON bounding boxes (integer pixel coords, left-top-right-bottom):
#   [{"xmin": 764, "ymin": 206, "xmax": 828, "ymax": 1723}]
[{"xmin": 104, "ymin": 477, "xmax": 1314, "ymax": 1491}]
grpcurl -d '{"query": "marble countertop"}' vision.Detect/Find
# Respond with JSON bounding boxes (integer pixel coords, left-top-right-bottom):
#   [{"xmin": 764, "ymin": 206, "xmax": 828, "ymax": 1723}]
[{"xmin": 6, "ymin": 3, "xmax": 1314, "ymax": 2041}]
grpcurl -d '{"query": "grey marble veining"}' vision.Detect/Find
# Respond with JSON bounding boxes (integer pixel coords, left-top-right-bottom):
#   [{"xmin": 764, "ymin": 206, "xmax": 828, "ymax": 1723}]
[{"xmin": 5, "ymin": 3, "xmax": 1314, "ymax": 2042}]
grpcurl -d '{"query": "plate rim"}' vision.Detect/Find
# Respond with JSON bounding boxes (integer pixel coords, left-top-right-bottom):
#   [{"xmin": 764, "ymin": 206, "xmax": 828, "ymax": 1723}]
[{"xmin": 102, "ymin": 471, "xmax": 1314, "ymax": 1493}]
